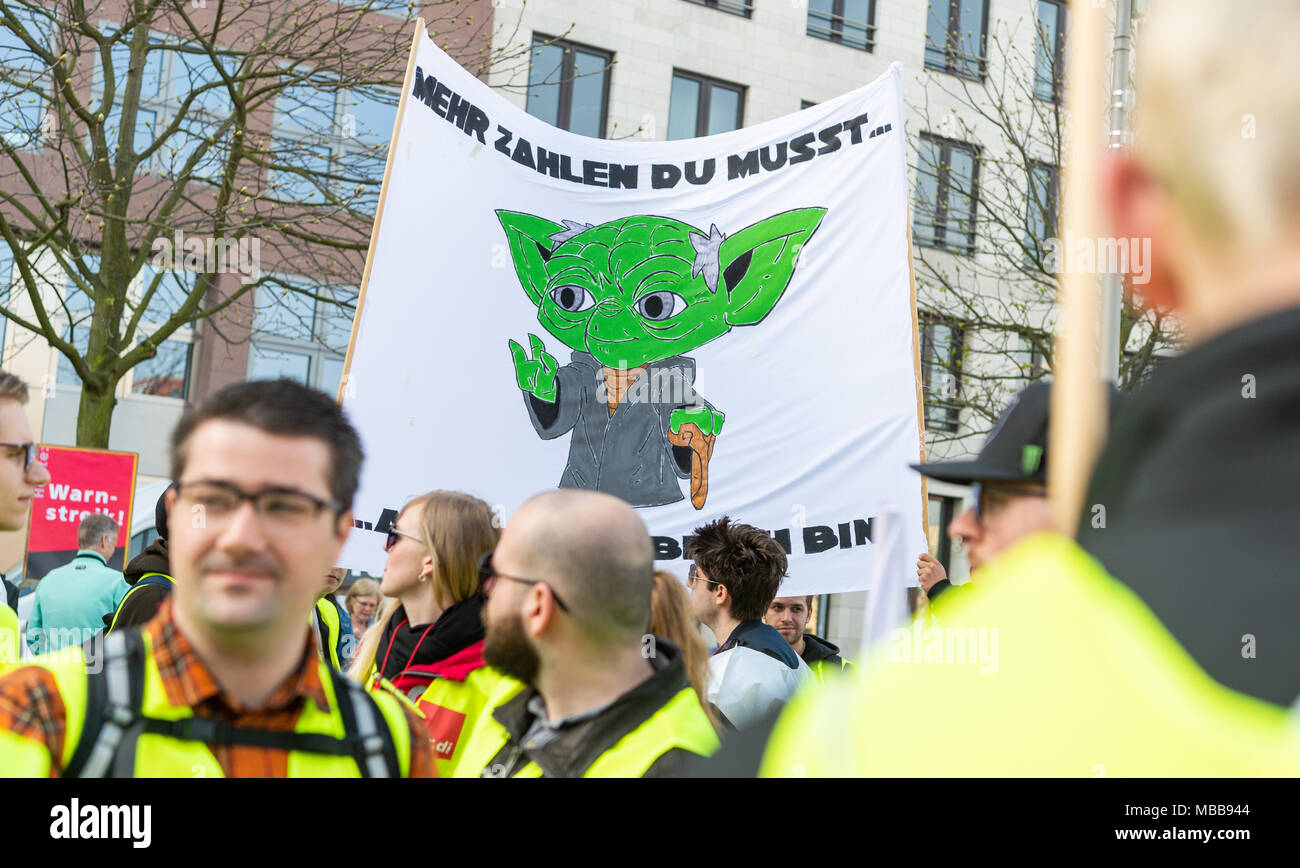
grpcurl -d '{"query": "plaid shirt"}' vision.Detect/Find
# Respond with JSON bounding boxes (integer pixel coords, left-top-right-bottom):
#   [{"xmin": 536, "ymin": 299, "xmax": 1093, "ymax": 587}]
[{"xmin": 0, "ymin": 599, "xmax": 435, "ymax": 777}]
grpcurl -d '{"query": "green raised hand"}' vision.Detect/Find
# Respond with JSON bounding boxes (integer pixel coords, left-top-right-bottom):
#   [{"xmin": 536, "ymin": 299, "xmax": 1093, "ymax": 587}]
[
  {"xmin": 670, "ymin": 406, "xmax": 725, "ymax": 437},
  {"xmin": 508, "ymin": 333, "xmax": 558, "ymax": 402}
]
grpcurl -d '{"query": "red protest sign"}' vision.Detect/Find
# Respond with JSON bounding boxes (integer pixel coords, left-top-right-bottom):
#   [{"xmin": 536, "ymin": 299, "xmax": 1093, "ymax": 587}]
[{"xmin": 24, "ymin": 445, "xmax": 138, "ymax": 582}]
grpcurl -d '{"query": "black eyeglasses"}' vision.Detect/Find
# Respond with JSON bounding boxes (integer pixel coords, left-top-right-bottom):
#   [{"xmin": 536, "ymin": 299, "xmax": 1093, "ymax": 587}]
[
  {"xmin": 477, "ymin": 551, "xmax": 569, "ymax": 612},
  {"xmin": 173, "ymin": 480, "xmax": 341, "ymax": 526},
  {"xmin": 687, "ymin": 562, "xmax": 721, "ymax": 588},
  {"xmin": 0, "ymin": 442, "xmax": 39, "ymax": 473},
  {"xmin": 972, "ymin": 482, "xmax": 1048, "ymax": 521},
  {"xmin": 384, "ymin": 526, "xmax": 422, "ymax": 552}
]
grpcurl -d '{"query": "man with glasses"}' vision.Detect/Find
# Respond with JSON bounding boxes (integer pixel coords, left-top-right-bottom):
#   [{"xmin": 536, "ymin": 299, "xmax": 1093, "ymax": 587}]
[
  {"xmin": 0, "ymin": 371, "xmax": 51, "ymax": 663},
  {"xmin": 454, "ymin": 489, "xmax": 719, "ymax": 777},
  {"xmin": 688, "ymin": 517, "xmax": 811, "ymax": 731},
  {"xmin": 913, "ymin": 382, "xmax": 1057, "ymax": 606},
  {"xmin": 0, "ymin": 378, "xmax": 433, "ymax": 777}
]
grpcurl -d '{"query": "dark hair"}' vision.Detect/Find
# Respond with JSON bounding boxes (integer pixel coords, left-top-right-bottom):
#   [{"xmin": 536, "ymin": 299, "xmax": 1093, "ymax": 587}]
[
  {"xmin": 687, "ymin": 516, "xmax": 787, "ymax": 622},
  {"xmin": 169, "ymin": 379, "xmax": 364, "ymax": 510},
  {"xmin": 0, "ymin": 370, "xmax": 30, "ymax": 404}
]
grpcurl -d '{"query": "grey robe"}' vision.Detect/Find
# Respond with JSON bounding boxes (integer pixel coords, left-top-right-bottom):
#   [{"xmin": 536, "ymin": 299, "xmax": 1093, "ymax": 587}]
[{"xmin": 524, "ymin": 351, "xmax": 714, "ymax": 508}]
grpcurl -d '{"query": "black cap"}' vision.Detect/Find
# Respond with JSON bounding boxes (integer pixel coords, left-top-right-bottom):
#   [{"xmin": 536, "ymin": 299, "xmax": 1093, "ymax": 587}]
[
  {"xmin": 912, "ymin": 382, "xmax": 1053, "ymax": 485},
  {"xmin": 155, "ymin": 484, "xmax": 175, "ymax": 541}
]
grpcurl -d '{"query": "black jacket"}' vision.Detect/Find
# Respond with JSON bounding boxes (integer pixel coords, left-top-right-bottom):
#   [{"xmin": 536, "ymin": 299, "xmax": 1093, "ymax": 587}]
[
  {"xmin": 1079, "ymin": 305, "xmax": 1300, "ymax": 706},
  {"xmin": 374, "ymin": 595, "xmax": 485, "ymax": 685},
  {"xmin": 479, "ymin": 638, "xmax": 707, "ymax": 778},
  {"xmin": 103, "ymin": 539, "xmax": 171, "ymax": 630},
  {"xmin": 798, "ymin": 632, "xmax": 849, "ymax": 671}
]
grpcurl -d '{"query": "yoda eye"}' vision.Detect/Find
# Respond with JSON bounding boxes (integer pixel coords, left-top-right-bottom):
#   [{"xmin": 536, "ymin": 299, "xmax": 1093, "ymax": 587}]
[
  {"xmin": 634, "ymin": 291, "xmax": 686, "ymax": 322},
  {"xmin": 550, "ymin": 285, "xmax": 596, "ymax": 313}
]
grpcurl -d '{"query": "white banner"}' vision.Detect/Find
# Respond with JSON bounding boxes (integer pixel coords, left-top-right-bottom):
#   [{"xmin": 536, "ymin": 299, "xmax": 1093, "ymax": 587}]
[{"xmin": 339, "ymin": 23, "xmax": 926, "ymax": 595}]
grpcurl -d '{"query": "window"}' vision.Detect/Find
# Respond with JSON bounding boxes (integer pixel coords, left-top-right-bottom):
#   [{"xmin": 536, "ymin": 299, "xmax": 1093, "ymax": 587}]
[
  {"xmin": 808, "ymin": 0, "xmax": 876, "ymax": 52},
  {"xmin": 525, "ymin": 36, "xmax": 612, "ymax": 139},
  {"xmin": 920, "ymin": 312, "xmax": 964, "ymax": 432},
  {"xmin": 128, "ymin": 263, "xmax": 196, "ymax": 400},
  {"xmin": 55, "ymin": 257, "xmax": 98, "ymax": 389},
  {"xmin": 1025, "ymin": 161, "xmax": 1058, "ymax": 263},
  {"xmin": 131, "ymin": 340, "xmax": 192, "ymax": 398},
  {"xmin": 0, "ymin": 3, "xmax": 49, "ymax": 150},
  {"xmin": 681, "ymin": 0, "xmax": 753, "ymax": 17},
  {"xmin": 1035, "ymin": 1, "xmax": 1066, "ymax": 102},
  {"xmin": 924, "ymin": 0, "xmax": 989, "ymax": 80},
  {"xmin": 55, "ymin": 258, "xmax": 196, "ymax": 397},
  {"xmin": 92, "ymin": 25, "xmax": 237, "ymax": 179},
  {"xmin": 1013, "ymin": 334, "xmax": 1050, "ymax": 387},
  {"xmin": 667, "ymin": 71, "xmax": 744, "ymax": 140},
  {"xmin": 271, "ymin": 75, "xmax": 398, "ymax": 213},
  {"xmin": 914, "ymin": 135, "xmax": 979, "ymax": 254},
  {"xmin": 927, "ymin": 494, "xmax": 957, "ymax": 570},
  {"xmin": 248, "ymin": 278, "xmax": 356, "ymax": 398}
]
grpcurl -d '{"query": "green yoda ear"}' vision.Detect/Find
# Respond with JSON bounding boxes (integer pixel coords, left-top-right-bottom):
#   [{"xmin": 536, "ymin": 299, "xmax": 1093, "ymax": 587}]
[
  {"xmin": 713, "ymin": 207, "xmax": 827, "ymax": 326},
  {"xmin": 496, "ymin": 210, "xmax": 568, "ymax": 306}
]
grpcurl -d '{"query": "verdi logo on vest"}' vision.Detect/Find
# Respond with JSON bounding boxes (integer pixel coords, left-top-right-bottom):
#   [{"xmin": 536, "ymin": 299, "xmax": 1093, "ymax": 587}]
[
  {"xmin": 49, "ymin": 798, "xmax": 151, "ymax": 849},
  {"xmin": 419, "ymin": 703, "xmax": 468, "ymax": 760}
]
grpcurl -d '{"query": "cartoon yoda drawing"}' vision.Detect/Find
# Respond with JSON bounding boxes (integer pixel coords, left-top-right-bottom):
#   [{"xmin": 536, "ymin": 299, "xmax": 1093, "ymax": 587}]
[{"xmin": 497, "ymin": 207, "xmax": 826, "ymax": 509}]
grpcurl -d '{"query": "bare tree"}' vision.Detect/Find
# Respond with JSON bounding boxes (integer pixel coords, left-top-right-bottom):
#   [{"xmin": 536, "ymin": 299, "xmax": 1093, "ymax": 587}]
[
  {"xmin": 910, "ymin": 11, "xmax": 1182, "ymax": 444},
  {"xmin": 0, "ymin": 0, "xmax": 520, "ymax": 447}
]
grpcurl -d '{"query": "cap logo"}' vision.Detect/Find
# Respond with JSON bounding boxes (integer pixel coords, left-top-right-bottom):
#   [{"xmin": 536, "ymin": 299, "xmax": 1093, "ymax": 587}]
[{"xmin": 1021, "ymin": 445, "xmax": 1044, "ymax": 475}]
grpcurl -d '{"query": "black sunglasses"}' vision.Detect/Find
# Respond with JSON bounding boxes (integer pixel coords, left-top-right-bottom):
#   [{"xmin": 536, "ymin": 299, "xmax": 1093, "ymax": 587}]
[
  {"xmin": 383, "ymin": 526, "xmax": 422, "ymax": 552},
  {"xmin": 477, "ymin": 551, "xmax": 569, "ymax": 612},
  {"xmin": 971, "ymin": 482, "xmax": 1048, "ymax": 521}
]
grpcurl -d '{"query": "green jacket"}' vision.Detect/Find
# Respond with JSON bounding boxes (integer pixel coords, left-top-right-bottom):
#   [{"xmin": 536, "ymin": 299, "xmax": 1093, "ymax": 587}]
[{"xmin": 28, "ymin": 551, "xmax": 126, "ymax": 653}]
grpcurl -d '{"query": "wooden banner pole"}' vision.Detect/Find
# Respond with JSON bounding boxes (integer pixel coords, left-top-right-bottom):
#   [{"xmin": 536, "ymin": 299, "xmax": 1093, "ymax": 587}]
[
  {"xmin": 1049, "ymin": 0, "xmax": 1109, "ymax": 536},
  {"xmin": 336, "ymin": 18, "xmax": 427, "ymax": 404}
]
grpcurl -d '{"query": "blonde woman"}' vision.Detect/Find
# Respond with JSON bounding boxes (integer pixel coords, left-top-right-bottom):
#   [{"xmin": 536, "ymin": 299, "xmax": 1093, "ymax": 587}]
[
  {"xmin": 650, "ymin": 570, "xmax": 723, "ymax": 736},
  {"xmin": 349, "ymin": 490, "xmax": 501, "ymax": 776}
]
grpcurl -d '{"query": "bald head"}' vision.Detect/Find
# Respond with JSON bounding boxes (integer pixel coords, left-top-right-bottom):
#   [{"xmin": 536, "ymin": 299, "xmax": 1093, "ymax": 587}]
[{"xmin": 503, "ymin": 490, "xmax": 654, "ymax": 644}]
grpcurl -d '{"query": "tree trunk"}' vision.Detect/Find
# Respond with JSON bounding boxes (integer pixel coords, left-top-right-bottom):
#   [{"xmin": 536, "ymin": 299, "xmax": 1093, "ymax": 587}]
[{"xmin": 75, "ymin": 385, "xmax": 117, "ymax": 449}]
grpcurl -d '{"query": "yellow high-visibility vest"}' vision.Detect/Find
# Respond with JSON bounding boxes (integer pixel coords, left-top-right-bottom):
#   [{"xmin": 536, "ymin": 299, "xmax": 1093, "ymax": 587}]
[
  {"xmin": 454, "ymin": 682, "xmax": 719, "ymax": 778},
  {"xmin": 0, "ymin": 629, "xmax": 416, "ymax": 778},
  {"xmin": 760, "ymin": 534, "xmax": 1300, "ymax": 777},
  {"xmin": 313, "ymin": 597, "xmax": 343, "ymax": 670}
]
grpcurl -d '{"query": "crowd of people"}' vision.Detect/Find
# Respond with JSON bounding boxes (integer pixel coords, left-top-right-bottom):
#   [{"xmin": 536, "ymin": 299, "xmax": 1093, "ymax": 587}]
[{"xmin": 0, "ymin": 0, "xmax": 1295, "ymax": 778}]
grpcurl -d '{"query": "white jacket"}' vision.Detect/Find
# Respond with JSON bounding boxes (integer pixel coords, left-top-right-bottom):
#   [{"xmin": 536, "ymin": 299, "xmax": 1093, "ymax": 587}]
[{"xmin": 706, "ymin": 621, "xmax": 812, "ymax": 729}]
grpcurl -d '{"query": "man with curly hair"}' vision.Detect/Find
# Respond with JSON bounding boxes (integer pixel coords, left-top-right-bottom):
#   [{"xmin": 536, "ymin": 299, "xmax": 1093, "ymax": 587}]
[{"xmin": 688, "ymin": 517, "xmax": 811, "ymax": 730}]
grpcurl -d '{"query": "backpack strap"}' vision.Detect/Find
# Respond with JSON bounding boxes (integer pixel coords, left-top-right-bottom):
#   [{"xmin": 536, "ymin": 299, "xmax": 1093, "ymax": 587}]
[
  {"xmin": 135, "ymin": 573, "xmax": 174, "ymax": 590},
  {"xmin": 328, "ymin": 666, "xmax": 401, "ymax": 778},
  {"xmin": 65, "ymin": 630, "xmax": 146, "ymax": 778},
  {"xmin": 62, "ymin": 630, "xmax": 402, "ymax": 778}
]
